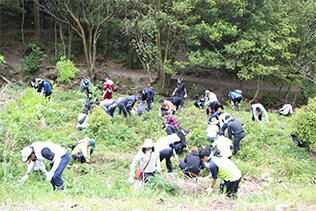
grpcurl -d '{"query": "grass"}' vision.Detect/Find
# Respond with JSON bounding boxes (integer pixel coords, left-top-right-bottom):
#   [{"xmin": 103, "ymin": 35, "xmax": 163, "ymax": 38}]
[{"xmin": 0, "ymin": 85, "xmax": 316, "ymax": 210}]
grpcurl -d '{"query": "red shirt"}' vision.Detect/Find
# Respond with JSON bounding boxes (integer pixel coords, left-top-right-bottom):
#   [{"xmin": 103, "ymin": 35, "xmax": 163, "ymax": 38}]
[{"xmin": 102, "ymin": 79, "xmax": 114, "ymax": 100}]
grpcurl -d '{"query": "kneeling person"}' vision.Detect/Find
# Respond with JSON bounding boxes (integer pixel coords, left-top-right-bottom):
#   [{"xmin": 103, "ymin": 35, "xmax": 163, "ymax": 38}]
[
  {"xmin": 72, "ymin": 138, "xmax": 96, "ymax": 163},
  {"xmin": 179, "ymin": 147, "xmax": 204, "ymax": 178}
]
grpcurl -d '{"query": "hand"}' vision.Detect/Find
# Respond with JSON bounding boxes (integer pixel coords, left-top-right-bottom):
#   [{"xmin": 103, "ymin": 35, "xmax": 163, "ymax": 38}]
[
  {"xmin": 184, "ymin": 94, "xmax": 187, "ymax": 98},
  {"xmin": 20, "ymin": 174, "xmax": 29, "ymax": 183},
  {"xmin": 206, "ymin": 187, "xmax": 213, "ymax": 196},
  {"xmin": 128, "ymin": 176, "xmax": 134, "ymax": 185},
  {"xmin": 46, "ymin": 172, "xmax": 54, "ymax": 181}
]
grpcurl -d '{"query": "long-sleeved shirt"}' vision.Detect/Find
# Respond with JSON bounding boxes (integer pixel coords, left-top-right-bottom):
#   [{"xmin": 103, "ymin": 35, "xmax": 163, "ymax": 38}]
[
  {"xmin": 30, "ymin": 142, "xmax": 67, "ymax": 174},
  {"xmin": 102, "ymin": 79, "xmax": 114, "ymax": 100},
  {"xmin": 227, "ymin": 118, "xmax": 244, "ymax": 139},
  {"xmin": 120, "ymin": 95, "xmax": 137, "ymax": 110},
  {"xmin": 72, "ymin": 138, "xmax": 92, "ymax": 161},
  {"xmin": 164, "ymin": 114, "xmax": 180, "ymax": 129},
  {"xmin": 252, "ymin": 103, "xmax": 269, "ymax": 123},
  {"xmin": 129, "ymin": 150, "xmax": 160, "ymax": 176},
  {"xmin": 279, "ymin": 104, "xmax": 293, "ymax": 116},
  {"xmin": 26, "ymin": 160, "xmax": 48, "ymax": 174},
  {"xmin": 155, "ymin": 133, "xmax": 181, "ymax": 152}
]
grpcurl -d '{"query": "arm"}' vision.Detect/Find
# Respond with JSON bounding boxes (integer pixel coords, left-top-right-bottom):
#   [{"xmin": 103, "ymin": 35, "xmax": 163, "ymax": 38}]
[
  {"xmin": 20, "ymin": 161, "xmax": 35, "ymax": 182},
  {"xmin": 252, "ymin": 105, "xmax": 259, "ymax": 121},
  {"xmin": 262, "ymin": 107, "xmax": 269, "ymax": 123},
  {"xmin": 37, "ymin": 161, "xmax": 48, "ymax": 174},
  {"xmin": 211, "ymin": 178, "xmax": 217, "ymax": 188},
  {"xmin": 184, "ymin": 88, "xmax": 188, "ymax": 98},
  {"xmin": 50, "ymin": 156, "xmax": 61, "ymax": 173},
  {"xmin": 227, "ymin": 124, "xmax": 232, "ymax": 139},
  {"xmin": 172, "ymin": 88, "xmax": 177, "ymax": 96},
  {"xmin": 129, "ymin": 151, "xmax": 141, "ymax": 177}
]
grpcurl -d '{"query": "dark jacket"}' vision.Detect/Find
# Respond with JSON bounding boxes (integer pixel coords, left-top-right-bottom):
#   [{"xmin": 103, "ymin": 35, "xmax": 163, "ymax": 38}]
[
  {"xmin": 120, "ymin": 95, "xmax": 137, "ymax": 110},
  {"xmin": 183, "ymin": 152, "xmax": 204, "ymax": 174},
  {"xmin": 227, "ymin": 118, "xmax": 244, "ymax": 139}
]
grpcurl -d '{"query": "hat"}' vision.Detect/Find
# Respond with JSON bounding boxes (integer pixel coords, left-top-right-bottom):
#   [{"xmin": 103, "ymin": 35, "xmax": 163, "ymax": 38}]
[
  {"xmin": 205, "ymin": 90, "xmax": 210, "ymax": 94},
  {"xmin": 21, "ymin": 146, "xmax": 33, "ymax": 162},
  {"xmin": 89, "ymin": 138, "xmax": 96, "ymax": 148},
  {"xmin": 142, "ymin": 139, "xmax": 154, "ymax": 148}
]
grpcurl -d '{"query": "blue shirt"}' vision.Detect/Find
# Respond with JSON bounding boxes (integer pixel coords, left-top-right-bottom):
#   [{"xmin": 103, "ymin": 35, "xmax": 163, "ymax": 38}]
[
  {"xmin": 228, "ymin": 91, "xmax": 242, "ymax": 100},
  {"xmin": 43, "ymin": 81, "xmax": 52, "ymax": 94}
]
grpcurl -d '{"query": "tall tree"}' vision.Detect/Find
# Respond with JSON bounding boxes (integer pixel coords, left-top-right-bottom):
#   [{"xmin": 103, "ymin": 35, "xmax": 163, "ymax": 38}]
[{"xmin": 37, "ymin": 0, "xmax": 118, "ymax": 78}]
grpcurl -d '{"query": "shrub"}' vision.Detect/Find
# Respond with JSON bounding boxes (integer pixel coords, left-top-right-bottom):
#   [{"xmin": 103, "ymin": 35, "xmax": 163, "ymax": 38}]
[
  {"xmin": 0, "ymin": 54, "xmax": 5, "ymax": 63},
  {"xmin": 291, "ymin": 98, "xmax": 316, "ymax": 152},
  {"xmin": 56, "ymin": 58, "xmax": 79, "ymax": 84},
  {"xmin": 21, "ymin": 43, "xmax": 46, "ymax": 73}
]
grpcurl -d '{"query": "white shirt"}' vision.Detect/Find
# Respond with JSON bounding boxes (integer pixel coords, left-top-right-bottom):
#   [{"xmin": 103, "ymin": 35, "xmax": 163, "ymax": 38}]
[
  {"xmin": 30, "ymin": 142, "xmax": 67, "ymax": 173},
  {"xmin": 205, "ymin": 92, "xmax": 218, "ymax": 105},
  {"xmin": 155, "ymin": 134, "xmax": 180, "ymax": 152},
  {"xmin": 206, "ymin": 124, "xmax": 219, "ymax": 138},
  {"xmin": 129, "ymin": 150, "xmax": 160, "ymax": 175},
  {"xmin": 279, "ymin": 104, "xmax": 293, "ymax": 116},
  {"xmin": 252, "ymin": 103, "xmax": 269, "ymax": 123},
  {"xmin": 212, "ymin": 135, "xmax": 233, "ymax": 158}
]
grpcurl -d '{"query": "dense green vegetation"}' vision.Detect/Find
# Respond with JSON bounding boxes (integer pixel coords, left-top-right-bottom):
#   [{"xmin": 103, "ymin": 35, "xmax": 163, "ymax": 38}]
[
  {"xmin": 0, "ymin": 0, "xmax": 315, "ymax": 98},
  {"xmin": 0, "ymin": 85, "xmax": 315, "ymax": 209}
]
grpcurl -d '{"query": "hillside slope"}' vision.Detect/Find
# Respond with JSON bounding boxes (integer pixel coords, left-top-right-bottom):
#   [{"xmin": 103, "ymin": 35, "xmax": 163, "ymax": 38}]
[{"xmin": 0, "ymin": 85, "xmax": 315, "ymax": 210}]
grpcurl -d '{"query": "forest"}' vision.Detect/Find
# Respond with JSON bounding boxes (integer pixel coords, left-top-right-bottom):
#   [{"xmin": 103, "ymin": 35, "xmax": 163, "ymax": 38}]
[{"xmin": 0, "ymin": 0, "xmax": 316, "ymax": 210}]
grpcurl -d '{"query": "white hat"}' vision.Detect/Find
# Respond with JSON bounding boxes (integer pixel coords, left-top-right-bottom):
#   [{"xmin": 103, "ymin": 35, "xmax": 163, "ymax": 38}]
[
  {"xmin": 21, "ymin": 146, "xmax": 33, "ymax": 162},
  {"xmin": 142, "ymin": 139, "xmax": 154, "ymax": 148}
]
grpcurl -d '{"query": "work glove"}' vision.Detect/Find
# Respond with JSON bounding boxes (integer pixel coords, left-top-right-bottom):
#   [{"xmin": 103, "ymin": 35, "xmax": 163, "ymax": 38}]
[
  {"xmin": 46, "ymin": 171, "xmax": 54, "ymax": 181},
  {"xmin": 20, "ymin": 174, "xmax": 29, "ymax": 183},
  {"xmin": 205, "ymin": 187, "xmax": 214, "ymax": 197}
]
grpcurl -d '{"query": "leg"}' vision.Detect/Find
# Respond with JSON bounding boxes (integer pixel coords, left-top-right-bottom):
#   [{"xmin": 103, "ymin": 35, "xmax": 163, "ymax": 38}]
[
  {"xmin": 159, "ymin": 148, "xmax": 173, "ymax": 172},
  {"xmin": 258, "ymin": 113, "xmax": 262, "ymax": 121},
  {"xmin": 165, "ymin": 124, "xmax": 176, "ymax": 135},
  {"xmin": 51, "ymin": 153, "xmax": 70, "ymax": 190}
]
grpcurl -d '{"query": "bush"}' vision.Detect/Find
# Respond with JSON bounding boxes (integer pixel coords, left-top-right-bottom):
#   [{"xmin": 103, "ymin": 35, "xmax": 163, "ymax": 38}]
[
  {"xmin": 291, "ymin": 98, "xmax": 316, "ymax": 152},
  {"xmin": 21, "ymin": 43, "xmax": 46, "ymax": 73},
  {"xmin": 56, "ymin": 58, "xmax": 79, "ymax": 84}
]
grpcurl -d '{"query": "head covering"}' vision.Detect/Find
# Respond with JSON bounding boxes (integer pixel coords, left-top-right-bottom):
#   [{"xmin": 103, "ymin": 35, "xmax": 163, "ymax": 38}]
[
  {"xmin": 89, "ymin": 138, "xmax": 96, "ymax": 148},
  {"xmin": 205, "ymin": 90, "xmax": 210, "ymax": 95},
  {"xmin": 210, "ymin": 118, "xmax": 219, "ymax": 125},
  {"xmin": 142, "ymin": 139, "xmax": 154, "ymax": 148},
  {"xmin": 21, "ymin": 146, "xmax": 33, "ymax": 162}
]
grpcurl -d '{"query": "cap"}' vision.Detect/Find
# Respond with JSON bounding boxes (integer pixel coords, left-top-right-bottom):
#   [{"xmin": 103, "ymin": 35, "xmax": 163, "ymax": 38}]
[
  {"xmin": 143, "ymin": 139, "xmax": 154, "ymax": 148},
  {"xmin": 21, "ymin": 146, "xmax": 33, "ymax": 162},
  {"xmin": 89, "ymin": 138, "xmax": 96, "ymax": 148}
]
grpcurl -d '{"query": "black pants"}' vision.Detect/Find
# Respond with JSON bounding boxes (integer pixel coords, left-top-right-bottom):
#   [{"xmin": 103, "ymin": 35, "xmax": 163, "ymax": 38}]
[
  {"xmin": 159, "ymin": 148, "xmax": 173, "ymax": 172},
  {"xmin": 233, "ymin": 132, "xmax": 245, "ymax": 153},
  {"xmin": 143, "ymin": 172, "xmax": 155, "ymax": 183},
  {"xmin": 252, "ymin": 112, "xmax": 262, "ymax": 121},
  {"xmin": 222, "ymin": 178, "xmax": 241, "ymax": 198},
  {"xmin": 179, "ymin": 161, "xmax": 199, "ymax": 178},
  {"xmin": 118, "ymin": 103, "xmax": 129, "ymax": 118},
  {"xmin": 207, "ymin": 102, "xmax": 224, "ymax": 115}
]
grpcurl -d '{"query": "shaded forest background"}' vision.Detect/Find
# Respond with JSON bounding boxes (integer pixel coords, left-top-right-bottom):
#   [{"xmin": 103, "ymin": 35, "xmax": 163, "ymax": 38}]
[{"xmin": 0, "ymin": 0, "xmax": 315, "ymax": 105}]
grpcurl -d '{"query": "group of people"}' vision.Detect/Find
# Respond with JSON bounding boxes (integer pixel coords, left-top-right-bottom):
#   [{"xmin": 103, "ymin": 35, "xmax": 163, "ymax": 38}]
[{"xmin": 25, "ymin": 75, "xmax": 295, "ymax": 198}]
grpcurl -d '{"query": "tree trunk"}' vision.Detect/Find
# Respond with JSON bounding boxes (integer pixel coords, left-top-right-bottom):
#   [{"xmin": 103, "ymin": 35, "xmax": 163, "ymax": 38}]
[
  {"xmin": 21, "ymin": 0, "xmax": 25, "ymax": 45},
  {"xmin": 54, "ymin": 21, "xmax": 57, "ymax": 60},
  {"xmin": 67, "ymin": 26, "xmax": 73, "ymax": 59},
  {"xmin": 155, "ymin": 0, "xmax": 165, "ymax": 89},
  {"xmin": 59, "ymin": 23, "xmax": 66, "ymax": 57},
  {"xmin": 249, "ymin": 76, "xmax": 262, "ymax": 104},
  {"xmin": 285, "ymin": 85, "xmax": 292, "ymax": 103},
  {"xmin": 33, "ymin": 0, "xmax": 40, "ymax": 40}
]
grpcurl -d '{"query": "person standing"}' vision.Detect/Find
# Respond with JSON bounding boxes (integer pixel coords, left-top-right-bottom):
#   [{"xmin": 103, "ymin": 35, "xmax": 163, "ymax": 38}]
[
  {"xmin": 80, "ymin": 78, "xmax": 92, "ymax": 100},
  {"xmin": 129, "ymin": 139, "xmax": 160, "ymax": 184},
  {"xmin": 21, "ymin": 142, "xmax": 70, "ymax": 190},
  {"xmin": 200, "ymin": 149, "xmax": 242, "ymax": 198},
  {"xmin": 251, "ymin": 103, "xmax": 269, "ymax": 123},
  {"xmin": 102, "ymin": 74, "xmax": 115, "ymax": 100},
  {"xmin": 225, "ymin": 116, "xmax": 245, "ymax": 154}
]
